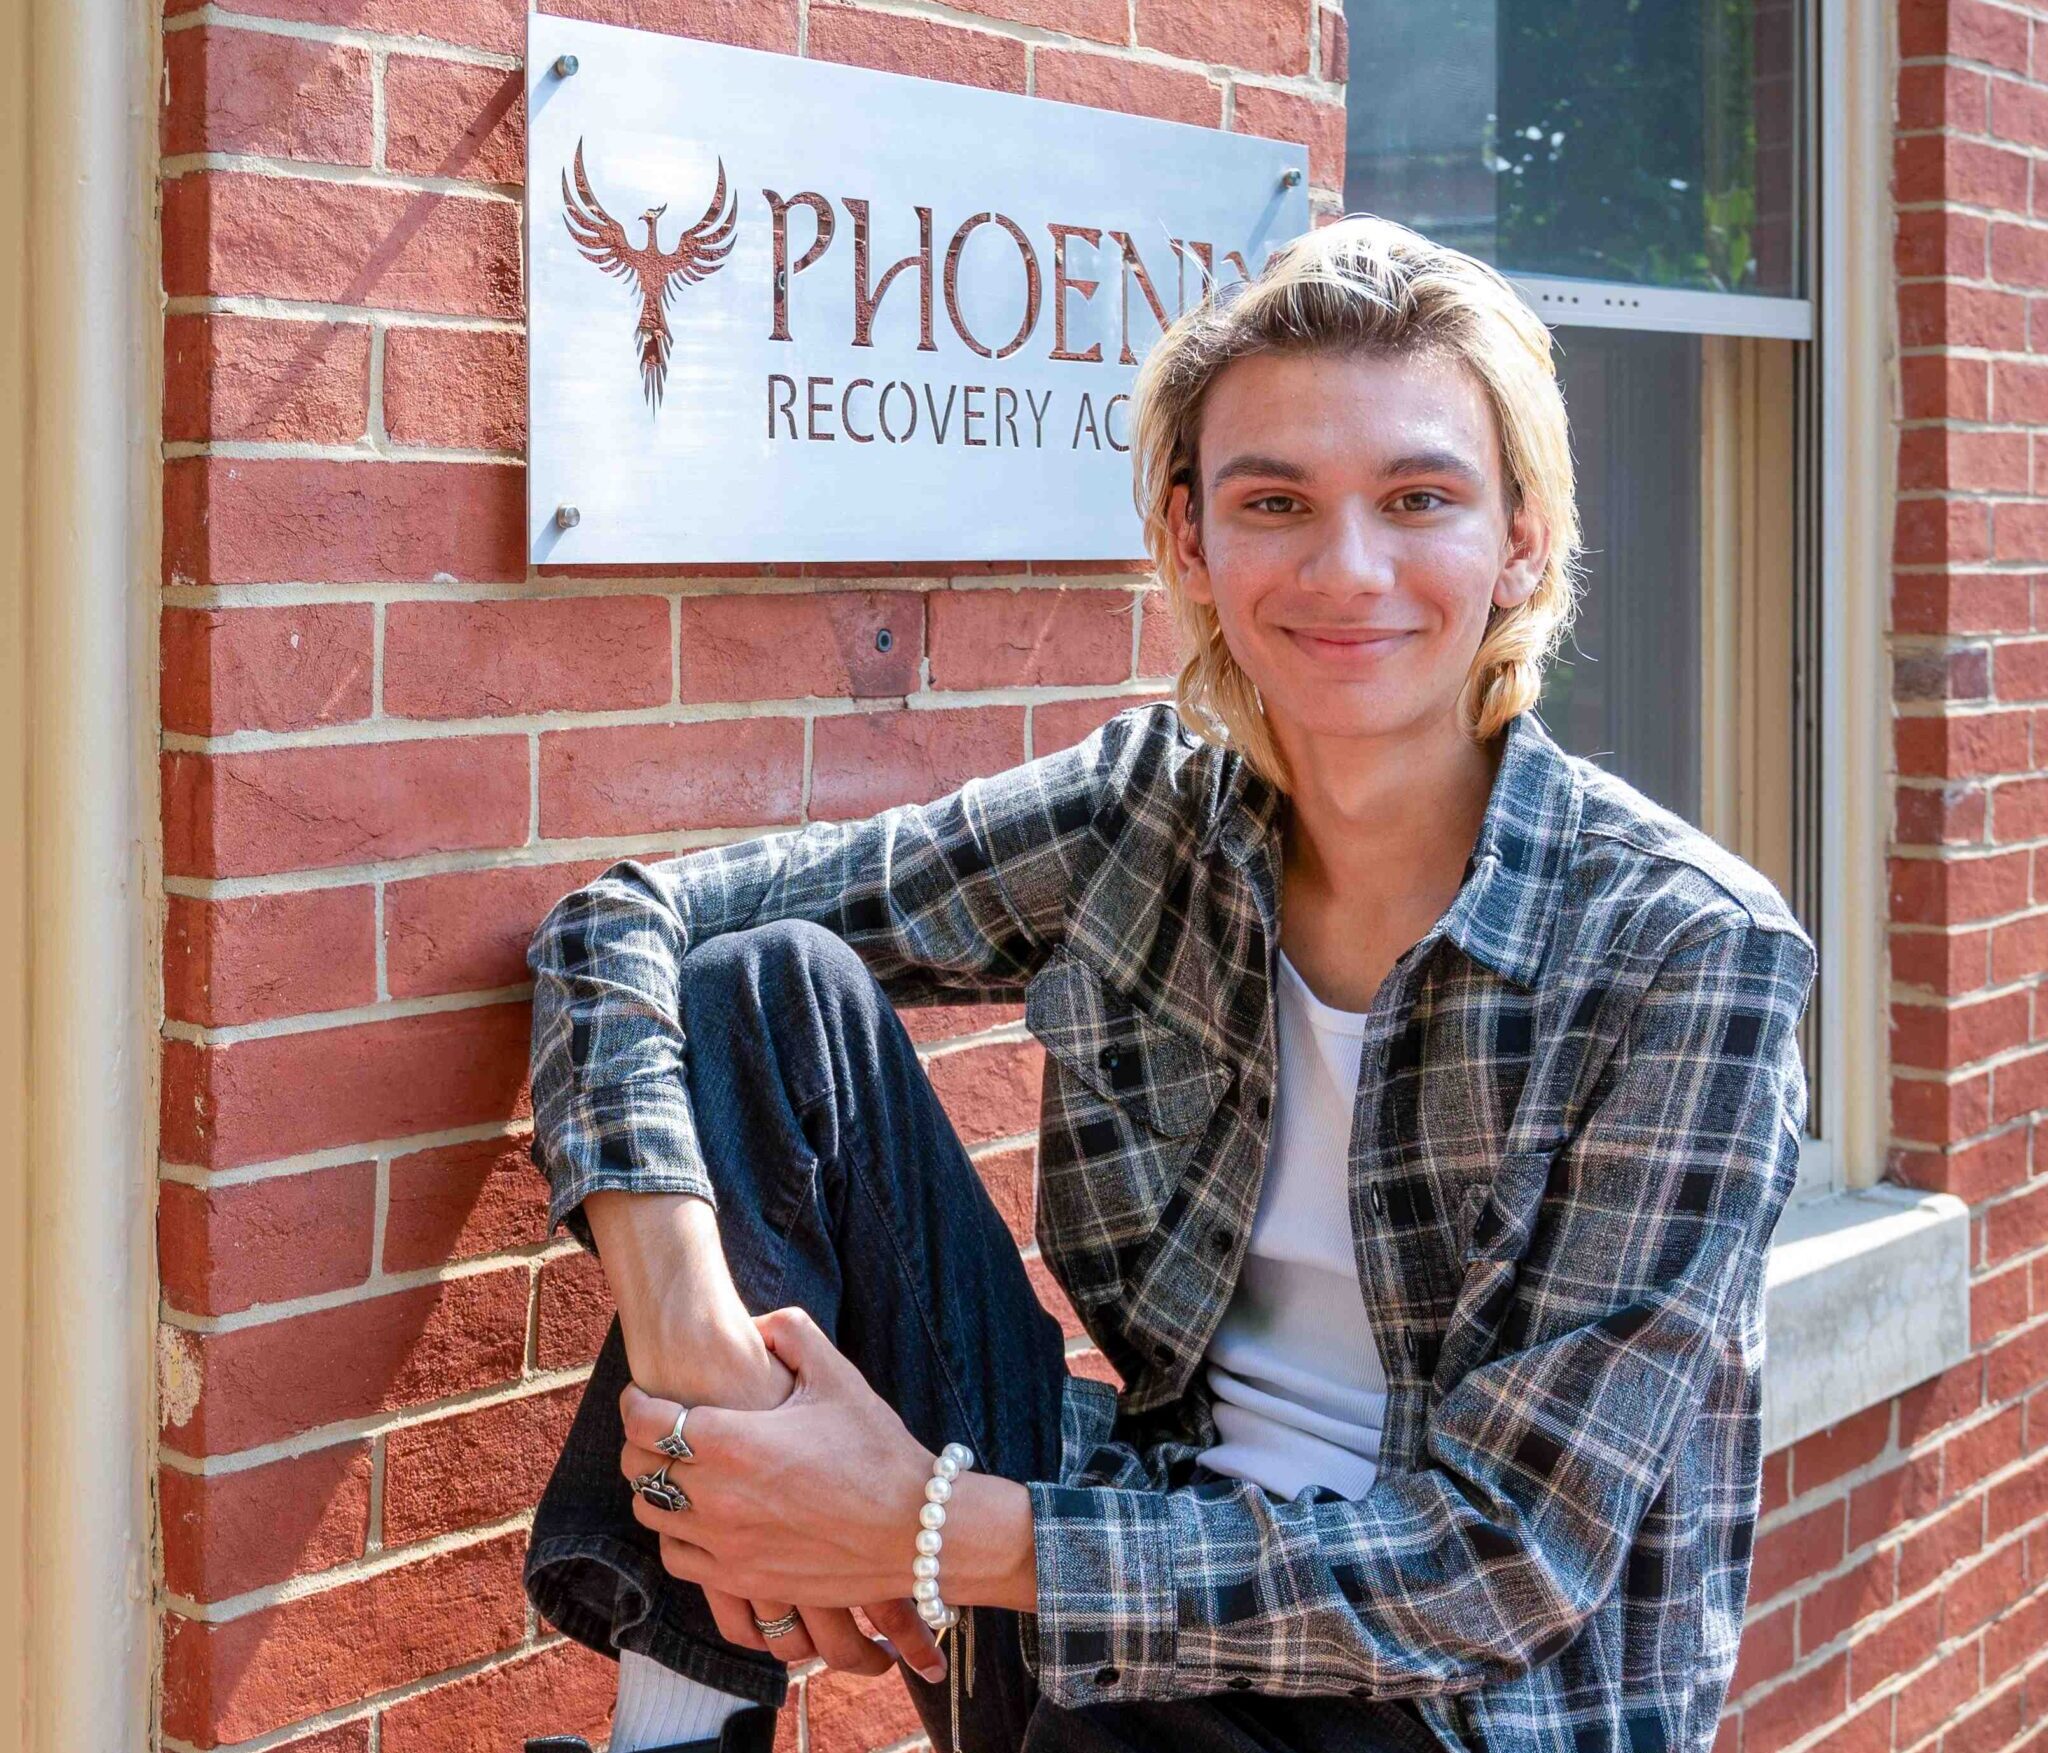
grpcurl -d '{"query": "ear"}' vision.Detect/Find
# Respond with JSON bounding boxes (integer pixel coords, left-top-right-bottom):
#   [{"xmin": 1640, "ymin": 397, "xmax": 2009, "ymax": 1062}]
[
  {"xmin": 1169, "ymin": 481, "xmax": 1213, "ymax": 607},
  {"xmin": 1493, "ymin": 494, "xmax": 1550, "ymax": 616}
]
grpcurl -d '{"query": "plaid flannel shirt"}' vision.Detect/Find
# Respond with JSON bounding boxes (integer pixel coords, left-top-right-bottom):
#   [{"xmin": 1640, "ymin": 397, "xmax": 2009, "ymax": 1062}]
[{"xmin": 526, "ymin": 700, "xmax": 1818, "ymax": 1753}]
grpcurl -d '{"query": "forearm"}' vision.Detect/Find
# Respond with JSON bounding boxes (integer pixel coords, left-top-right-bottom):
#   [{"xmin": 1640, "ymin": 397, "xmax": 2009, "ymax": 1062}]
[{"xmin": 582, "ymin": 1188, "xmax": 791, "ymax": 1410}]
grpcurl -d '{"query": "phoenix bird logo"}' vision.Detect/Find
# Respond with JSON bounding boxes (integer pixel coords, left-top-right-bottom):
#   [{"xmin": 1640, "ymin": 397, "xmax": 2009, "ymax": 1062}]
[{"xmin": 561, "ymin": 138, "xmax": 738, "ymax": 413}]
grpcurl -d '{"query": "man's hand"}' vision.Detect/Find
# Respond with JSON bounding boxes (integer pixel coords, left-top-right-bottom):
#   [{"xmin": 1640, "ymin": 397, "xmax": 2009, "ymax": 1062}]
[{"xmin": 625, "ymin": 1309, "xmax": 948, "ymax": 1683}]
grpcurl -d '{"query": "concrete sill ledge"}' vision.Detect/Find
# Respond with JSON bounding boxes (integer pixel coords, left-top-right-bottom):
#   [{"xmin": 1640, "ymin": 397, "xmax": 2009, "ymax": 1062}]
[{"xmin": 1761, "ymin": 1185, "xmax": 1972, "ymax": 1456}]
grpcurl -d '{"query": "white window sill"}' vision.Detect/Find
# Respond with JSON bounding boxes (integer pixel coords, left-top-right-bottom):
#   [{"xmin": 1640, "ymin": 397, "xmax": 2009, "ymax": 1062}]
[{"xmin": 1761, "ymin": 1185, "xmax": 1972, "ymax": 1455}]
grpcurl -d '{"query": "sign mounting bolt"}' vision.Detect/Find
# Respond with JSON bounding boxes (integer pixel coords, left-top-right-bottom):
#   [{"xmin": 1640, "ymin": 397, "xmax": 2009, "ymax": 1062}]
[
  {"xmin": 553, "ymin": 53, "xmax": 580, "ymax": 77},
  {"xmin": 555, "ymin": 504, "xmax": 581, "ymax": 530},
  {"xmin": 1280, "ymin": 166, "xmax": 1303, "ymax": 189}
]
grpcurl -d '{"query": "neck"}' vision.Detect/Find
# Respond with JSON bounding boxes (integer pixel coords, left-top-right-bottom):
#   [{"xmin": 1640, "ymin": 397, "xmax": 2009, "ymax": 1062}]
[{"xmin": 1276, "ymin": 713, "xmax": 1504, "ymax": 906}]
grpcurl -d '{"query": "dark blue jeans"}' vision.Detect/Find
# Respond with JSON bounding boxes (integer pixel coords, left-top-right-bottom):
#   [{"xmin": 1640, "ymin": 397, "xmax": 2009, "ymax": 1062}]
[{"xmin": 524, "ymin": 918, "xmax": 1443, "ymax": 1753}]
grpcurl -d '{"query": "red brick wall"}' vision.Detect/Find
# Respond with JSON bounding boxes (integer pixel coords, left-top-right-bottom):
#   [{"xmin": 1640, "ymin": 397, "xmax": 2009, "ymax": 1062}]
[
  {"xmin": 152, "ymin": 3, "xmax": 1345, "ymax": 1749},
  {"xmin": 1714, "ymin": 6, "xmax": 2048, "ymax": 1753}
]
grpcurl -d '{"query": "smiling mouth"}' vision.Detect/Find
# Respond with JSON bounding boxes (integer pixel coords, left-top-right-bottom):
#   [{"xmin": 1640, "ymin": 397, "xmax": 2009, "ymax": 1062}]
[{"xmin": 1287, "ymin": 628, "xmax": 1413, "ymax": 647}]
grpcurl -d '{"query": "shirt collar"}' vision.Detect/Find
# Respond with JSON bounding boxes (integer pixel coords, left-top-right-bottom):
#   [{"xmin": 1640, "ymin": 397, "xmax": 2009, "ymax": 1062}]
[{"xmin": 1199, "ymin": 706, "xmax": 1582, "ymax": 992}]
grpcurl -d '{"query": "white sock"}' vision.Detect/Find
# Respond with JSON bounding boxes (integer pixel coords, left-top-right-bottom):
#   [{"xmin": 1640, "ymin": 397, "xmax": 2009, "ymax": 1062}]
[{"xmin": 611, "ymin": 1648, "xmax": 753, "ymax": 1751}]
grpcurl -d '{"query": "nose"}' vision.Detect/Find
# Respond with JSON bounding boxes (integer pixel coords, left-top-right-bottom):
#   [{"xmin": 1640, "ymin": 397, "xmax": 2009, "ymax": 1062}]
[{"xmin": 1299, "ymin": 497, "xmax": 1394, "ymax": 597}]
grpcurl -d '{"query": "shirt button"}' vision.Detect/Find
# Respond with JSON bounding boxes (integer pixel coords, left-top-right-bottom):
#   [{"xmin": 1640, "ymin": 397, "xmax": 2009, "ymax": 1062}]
[
  {"xmin": 1094, "ymin": 1665, "xmax": 1121, "ymax": 1687},
  {"xmin": 1255, "ymin": 1093, "xmax": 1270, "ymax": 1120},
  {"xmin": 1208, "ymin": 1226, "xmax": 1234, "ymax": 1254},
  {"xmin": 1369, "ymin": 1184, "xmax": 1386, "ymax": 1217},
  {"xmin": 1152, "ymin": 1341, "xmax": 1174, "ymax": 1364},
  {"xmin": 1099, "ymin": 1046, "xmax": 1121, "ymax": 1072},
  {"xmin": 1228, "ymin": 1676, "xmax": 1254, "ymax": 1691}
]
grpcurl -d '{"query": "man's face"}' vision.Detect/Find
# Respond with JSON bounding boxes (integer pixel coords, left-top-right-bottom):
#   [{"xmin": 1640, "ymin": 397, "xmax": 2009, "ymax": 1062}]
[{"xmin": 1167, "ymin": 347, "xmax": 1547, "ymax": 747}]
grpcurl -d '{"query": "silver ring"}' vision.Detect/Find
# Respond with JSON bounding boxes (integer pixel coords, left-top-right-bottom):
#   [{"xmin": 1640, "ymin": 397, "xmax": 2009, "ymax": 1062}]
[
  {"xmin": 655, "ymin": 1403, "xmax": 696, "ymax": 1462},
  {"xmin": 632, "ymin": 1463, "xmax": 690, "ymax": 1514},
  {"xmin": 752, "ymin": 1608, "xmax": 802, "ymax": 1639}
]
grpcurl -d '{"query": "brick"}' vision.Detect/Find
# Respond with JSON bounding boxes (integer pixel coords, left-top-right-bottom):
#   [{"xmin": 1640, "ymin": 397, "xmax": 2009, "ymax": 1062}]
[
  {"xmin": 1799, "ymin": 1552, "xmax": 1896, "ymax": 1657},
  {"xmin": 1851, "ymin": 1452, "xmax": 1946, "ymax": 1549},
  {"xmin": 1984, "ymin": 1583, "xmax": 2048, "ymax": 1679},
  {"xmin": 1889, "ymin": 851, "xmax": 2032, "ymax": 926},
  {"xmin": 159, "ymin": 1443, "xmax": 372, "ymax": 1601},
  {"xmin": 384, "ymin": 1134, "xmax": 551, "ymax": 1271},
  {"xmin": 385, "ymin": 596, "xmax": 670, "ymax": 719},
  {"xmin": 923, "ymin": 1035, "xmax": 1044, "ymax": 1149},
  {"xmin": 1035, "ymin": 691, "xmax": 1162, "ymax": 755},
  {"xmin": 928, "ymin": 588, "xmax": 1132, "ymax": 690},
  {"xmin": 383, "ymin": 57, "xmax": 522, "ymax": 183},
  {"xmin": 1986, "ymin": 1182, "xmax": 2048, "ymax": 1264},
  {"xmin": 1135, "ymin": 0, "xmax": 1312, "ymax": 76},
  {"xmin": 1897, "ymin": 284, "xmax": 2028, "ymax": 353},
  {"xmin": 943, "ymin": 0, "xmax": 1122, "ymax": 43},
  {"xmin": 1989, "ymin": 1320, "xmax": 2048, "ymax": 1403},
  {"xmin": 1901, "ymin": 1361, "xmax": 1987, "ymax": 1448},
  {"xmin": 163, "ymin": 313, "xmax": 371, "ymax": 445},
  {"xmin": 161, "ymin": 1269, "xmax": 530, "ymax": 1454},
  {"xmin": 1889, "ymin": 1070, "xmax": 1991, "ymax": 1148},
  {"xmin": 1232, "ymin": 84, "xmax": 1345, "ymax": 189},
  {"xmin": 272, "ymin": 1725, "xmax": 374, "ymax": 1753},
  {"xmin": 160, "ymin": 1532, "xmax": 527, "ymax": 1746},
  {"xmin": 1733, "ymin": 1605, "xmax": 1796, "ymax": 1697},
  {"xmin": 1745, "ymin": 1651, "xmax": 1846, "ymax": 1752},
  {"xmin": 1902, "ymin": 0, "xmax": 2031, "ymax": 70},
  {"xmin": 538, "ymin": 716, "xmax": 805, "ymax": 839},
  {"xmin": 1318, "ymin": 5, "xmax": 1346, "ymax": 81},
  {"xmin": 1898, "ymin": 62, "xmax": 1988, "ymax": 129},
  {"xmin": 1848, "ymin": 1592, "xmax": 1940, "ymax": 1701},
  {"xmin": 386, "ymin": 859, "xmax": 609, "ymax": 999},
  {"xmin": 158, "ymin": 1163, "xmax": 377, "ymax": 1316},
  {"xmin": 535, "ymin": 1249, "xmax": 612, "ymax": 1369},
  {"xmin": 1890, "ymin": 1130, "xmax": 2027, "ymax": 1203},
  {"xmin": 1896, "ymin": 1642, "xmax": 1980, "ymax": 1748},
  {"xmin": 161, "ymin": 172, "xmax": 521, "ymax": 318},
  {"xmin": 161, "ymin": 603, "xmax": 375, "ymax": 736},
  {"xmin": 1894, "ymin": 710, "xmax": 2031, "ymax": 782},
  {"xmin": 1973, "ymin": 1260, "xmax": 2034, "ymax": 1344},
  {"xmin": 972, "ymin": 1141, "xmax": 1036, "ymax": 1249},
  {"xmin": 381, "ymin": 326, "xmax": 525, "ymax": 452},
  {"xmin": 805, "ymin": 4, "xmax": 1027, "ymax": 93},
  {"xmin": 1760, "ymin": 1450, "xmax": 1792, "ymax": 1518},
  {"xmin": 377, "ymin": 1640, "xmax": 618, "ymax": 1753},
  {"xmin": 162, "ymin": 28, "xmax": 373, "ymax": 163},
  {"xmin": 166, "ymin": 0, "xmax": 523, "ymax": 53},
  {"xmin": 165, "ymin": 887, "xmax": 378, "ymax": 1028},
  {"xmin": 163, "ymin": 456, "xmax": 524, "ymax": 587},
  {"xmin": 160, "ymin": 1002, "xmax": 531, "ymax": 1170},
  {"xmin": 1900, "ymin": 1498, "xmax": 1983, "ymax": 1596},
  {"xmin": 1892, "ymin": 570, "xmax": 2034, "ymax": 637},
  {"xmin": 677, "ymin": 591, "xmax": 923, "ymax": 703},
  {"xmin": 1750, "ymin": 1500, "xmax": 1846, "ymax": 1605},
  {"xmin": 533, "ymin": 0, "xmax": 798, "ymax": 53},
  {"xmin": 1794, "ymin": 1400, "xmax": 1900, "ymax": 1490},
  {"xmin": 1896, "ymin": 211, "xmax": 1991, "ymax": 282},
  {"xmin": 1944, "ymin": 1538, "xmax": 2027, "ymax": 1639},
  {"xmin": 1898, "ymin": 425, "xmax": 2025, "ymax": 492},
  {"xmin": 809, "ymin": 705, "xmax": 1024, "ymax": 817},
  {"xmin": 1807, "ymin": 1698, "xmax": 1892, "ymax": 1753},
  {"xmin": 1890, "ymin": 926, "xmax": 1991, "ymax": 999},
  {"xmin": 380, "ymin": 1385, "xmax": 580, "ymax": 1545},
  {"xmin": 162, "ymin": 736, "xmax": 529, "ymax": 879},
  {"xmin": 1903, "ymin": 356, "xmax": 1990, "ymax": 422},
  {"xmin": 1942, "ymin": 1683, "xmax": 2025, "ymax": 1753},
  {"xmin": 1033, "ymin": 49, "xmax": 1222, "ymax": 128},
  {"xmin": 1893, "ymin": 988, "xmax": 2032, "ymax": 1069}
]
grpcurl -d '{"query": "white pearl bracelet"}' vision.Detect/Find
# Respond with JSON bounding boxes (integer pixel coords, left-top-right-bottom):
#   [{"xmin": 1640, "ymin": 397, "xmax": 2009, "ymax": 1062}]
[{"xmin": 915, "ymin": 1441, "xmax": 977, "ymax": 1751}]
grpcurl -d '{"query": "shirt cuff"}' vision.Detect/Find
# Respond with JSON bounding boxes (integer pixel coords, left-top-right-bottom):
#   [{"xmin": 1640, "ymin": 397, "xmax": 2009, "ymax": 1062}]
[
  {"xmin": 1024, "ymin": 1481, "xmax": 1177, "ymax": 1707},
  {"xmin": 537, "ymin": 1083, "xmax": 717, "ymax": 1251}
]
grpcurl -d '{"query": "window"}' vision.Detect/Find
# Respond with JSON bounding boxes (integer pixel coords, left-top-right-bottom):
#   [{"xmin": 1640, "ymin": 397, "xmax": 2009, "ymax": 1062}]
[{"xmin": 1342, "ymin": 0, "xmax": 1831, "ymax": 1197}]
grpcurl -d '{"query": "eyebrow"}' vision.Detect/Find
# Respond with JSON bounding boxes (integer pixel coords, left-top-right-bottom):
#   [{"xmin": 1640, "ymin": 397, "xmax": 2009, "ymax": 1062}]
[{"xmin": 1207, "ymin": 447, "xmax": 1487, "ymax": 492}]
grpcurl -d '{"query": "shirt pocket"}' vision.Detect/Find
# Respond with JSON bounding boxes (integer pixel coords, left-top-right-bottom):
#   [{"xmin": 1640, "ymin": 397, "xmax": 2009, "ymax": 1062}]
[{"xmin": 1024, "ymin": 947, "xmax": 1230, "ymax": 1303}]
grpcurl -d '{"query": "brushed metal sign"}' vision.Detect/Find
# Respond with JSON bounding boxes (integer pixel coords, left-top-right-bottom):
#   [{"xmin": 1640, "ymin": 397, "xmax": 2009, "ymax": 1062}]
[{"xmin": 526, "ymin": 15, "xmax": 1310, "ymax": 565}]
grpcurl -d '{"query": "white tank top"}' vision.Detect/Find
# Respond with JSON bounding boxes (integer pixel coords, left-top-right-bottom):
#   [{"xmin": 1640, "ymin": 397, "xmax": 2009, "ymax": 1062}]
[{"xmin": 1194, "ymin": 944, "xmax": 1388, "ymax": 1502}]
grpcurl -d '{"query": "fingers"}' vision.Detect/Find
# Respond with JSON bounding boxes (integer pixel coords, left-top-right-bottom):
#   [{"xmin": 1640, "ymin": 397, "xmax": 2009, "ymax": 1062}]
[
  {"xmin": 743, "ymin": 1596, "xmax": 816, "ymax": 1664},
  {"xmin": 796, "ymin": 1604, "xmax": 896, "ymax": 1679},
  {"xmin": 702, "ymin": 1585, "xmax": 771, "ymax": 1654},
  {"xmin": 863, "ymin": 1596, "xmax": 946, "ymax": 1679},
  {"xmin": 620, "ymin": 1380, "xmax": 722, "ymax": 1456}
]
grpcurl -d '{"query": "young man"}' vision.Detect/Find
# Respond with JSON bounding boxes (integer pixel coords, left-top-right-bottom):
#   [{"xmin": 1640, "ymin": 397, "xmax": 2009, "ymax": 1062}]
[{"xmin": 520, "ymin": 215, "xmax": 1817, "ymax": 1753}]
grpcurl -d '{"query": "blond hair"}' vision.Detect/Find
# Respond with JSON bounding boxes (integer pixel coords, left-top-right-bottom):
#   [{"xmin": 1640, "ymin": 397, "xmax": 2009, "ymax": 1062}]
[{"xmin": 1129, "ymin": 213, "xmax": 1585, "ymax": 795}]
